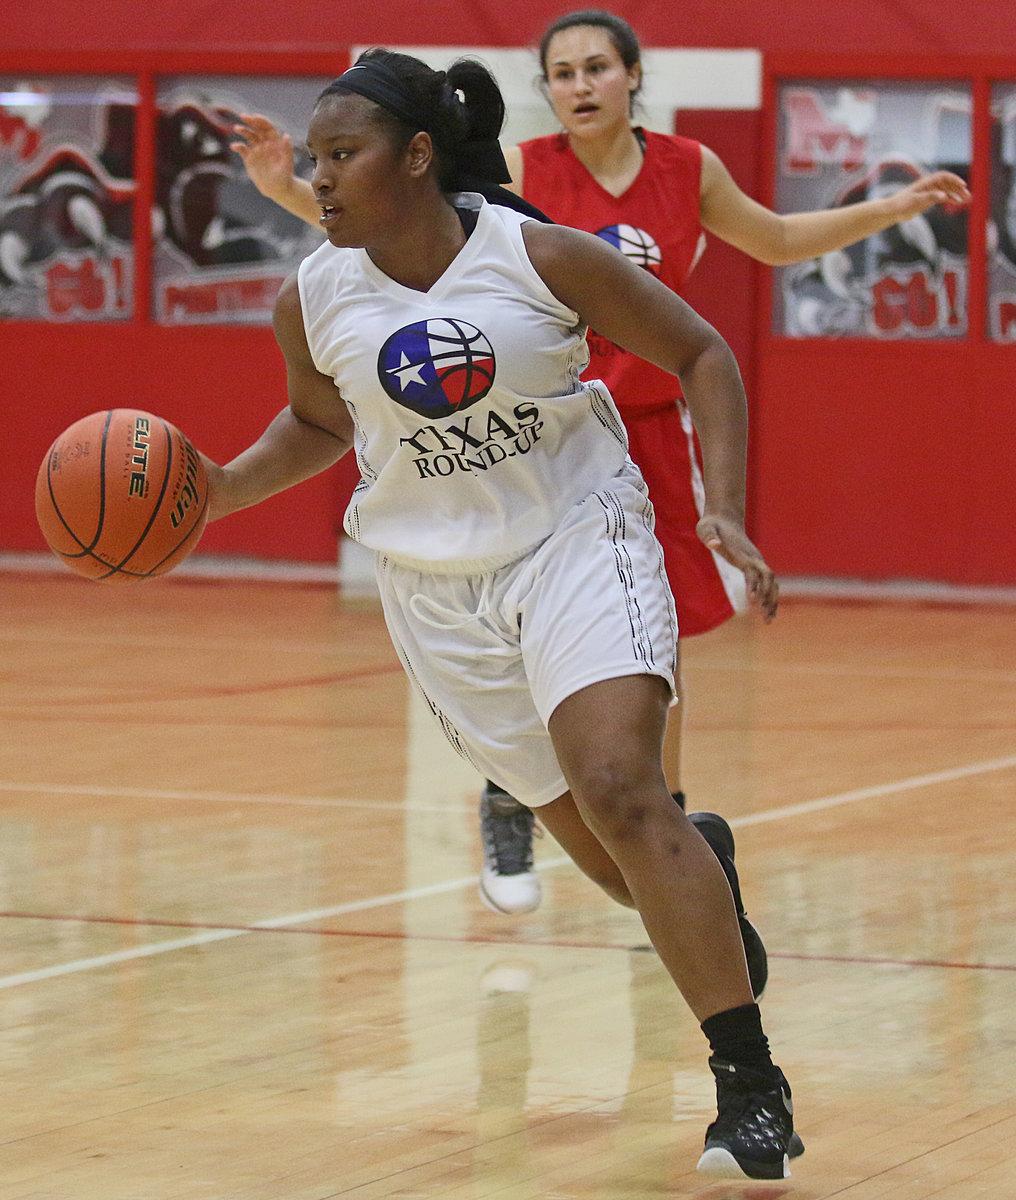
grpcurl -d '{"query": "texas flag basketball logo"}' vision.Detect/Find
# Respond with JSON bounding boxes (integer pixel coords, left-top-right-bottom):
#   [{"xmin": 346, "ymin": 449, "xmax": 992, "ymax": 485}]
[
  {"xmin": 378, "ymin": 318, "xmax": 496, "ymax": 419},
  {"xmin": 595, "ymin": 224, "xmax": 663, "ymax": 276}
]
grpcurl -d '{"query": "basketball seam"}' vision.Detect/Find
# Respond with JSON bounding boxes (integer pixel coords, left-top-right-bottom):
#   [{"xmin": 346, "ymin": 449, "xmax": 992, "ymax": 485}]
[{"xmin": 42, "ymin": 408, "xmax": 115, "ymax": 558}]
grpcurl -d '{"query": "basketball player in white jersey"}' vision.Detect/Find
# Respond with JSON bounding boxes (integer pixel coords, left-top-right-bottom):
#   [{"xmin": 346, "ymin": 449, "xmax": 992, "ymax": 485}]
[
  {"xmin": 232, "ymin": 18, "xmax": 969, "ymax": 930},
  {"xmin": 202, "ymin": 49, "xmax": 799, "ymax": 1181}
]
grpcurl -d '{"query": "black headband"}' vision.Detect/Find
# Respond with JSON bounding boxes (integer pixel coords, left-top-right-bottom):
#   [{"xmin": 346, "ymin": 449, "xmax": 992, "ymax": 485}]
[{"xmin": 330, "ymin": 59, "xmax": 423, "ymax": 131}]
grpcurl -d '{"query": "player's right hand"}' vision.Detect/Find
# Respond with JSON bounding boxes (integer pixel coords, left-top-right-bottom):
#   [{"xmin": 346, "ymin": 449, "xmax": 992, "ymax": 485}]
[{"xmin": 230, "ymin": 113, "xmax": 296, "ymax": 201}]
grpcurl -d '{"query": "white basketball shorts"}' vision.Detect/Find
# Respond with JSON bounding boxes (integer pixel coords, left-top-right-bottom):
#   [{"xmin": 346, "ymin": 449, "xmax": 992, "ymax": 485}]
[{"xmin": 375, "ymin": 462, "xmax": 678, "ymax": 807}]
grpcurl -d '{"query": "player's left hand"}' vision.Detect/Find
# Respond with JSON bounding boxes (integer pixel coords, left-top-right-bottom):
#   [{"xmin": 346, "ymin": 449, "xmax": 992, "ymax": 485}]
[
  {"xmin": 696, "ymin": 514, "xmax": 779, "ymax": 621},
  {"xmin": 888, "ymin": 170, "xmax": 971, "ymax": 220},
  {"xmin": 196, "ymin": 452, "xmax": 232, "ymax": 523}
]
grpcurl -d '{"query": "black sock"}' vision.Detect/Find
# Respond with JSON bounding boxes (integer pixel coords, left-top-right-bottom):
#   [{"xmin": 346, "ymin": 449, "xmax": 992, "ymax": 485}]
[
  {"xmin": 672, "ymin": 790, "xmax": 686, "ymax": 810},
  {"xmin": 701, "ymin": 1003, "xmax": 774, "ymax": 1074}
]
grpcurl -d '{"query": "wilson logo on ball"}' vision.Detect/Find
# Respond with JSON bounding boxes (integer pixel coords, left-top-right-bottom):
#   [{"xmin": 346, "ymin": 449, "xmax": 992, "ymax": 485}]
[
  {"xmin": 169, "ymin": 439, "xmax": 206, "ymax": 529},
  {"xmin": 377, "ymin": 318, "xmax": 495, "ymax": 419}
]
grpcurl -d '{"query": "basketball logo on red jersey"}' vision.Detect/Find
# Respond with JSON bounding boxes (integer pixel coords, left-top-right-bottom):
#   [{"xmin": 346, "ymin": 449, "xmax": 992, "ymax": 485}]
[
  {"xmin": 378, "ymin": 318, "xmax": 495, "ymax": 419},
  {"xmin": 595, "ymin": 224, "xmax": 663, "ymax": 276}
]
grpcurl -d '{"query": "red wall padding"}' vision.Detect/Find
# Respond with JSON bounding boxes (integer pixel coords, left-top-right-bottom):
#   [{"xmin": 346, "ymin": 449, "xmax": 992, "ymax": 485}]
[
  {"xmin": 754, "ymin": 341, "xmax": 1016, "ymax": 586},
  {"xmin": 749, "ymin": 54, "xmax": 1012, "ymax": 586}
]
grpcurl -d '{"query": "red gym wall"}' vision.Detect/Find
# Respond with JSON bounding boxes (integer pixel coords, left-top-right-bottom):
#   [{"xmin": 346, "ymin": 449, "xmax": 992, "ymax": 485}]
[{"xmin": 2, "ymin": 1, "xmax": 1014, "ymax": 585}]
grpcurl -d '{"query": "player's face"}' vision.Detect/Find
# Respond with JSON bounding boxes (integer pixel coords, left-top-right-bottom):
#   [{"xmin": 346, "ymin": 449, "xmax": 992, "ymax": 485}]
[
  {"xmin": 305, "ymin": 94, "xmax": 413, "ymax": 248},
  {"xmin": 543, "ymin": 26, "xmax": 640, "ymax": 139}
]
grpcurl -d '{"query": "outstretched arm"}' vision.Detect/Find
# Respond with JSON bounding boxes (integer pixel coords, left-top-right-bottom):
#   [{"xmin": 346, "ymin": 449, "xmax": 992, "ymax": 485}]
[
  {"xmin": 698, "ymin": 145, "xmax": 971, "ymax": 266},
  {"xmin": 204, "ymin": 274, "xmax": 353, "ymax": 521},
  {"xmin": 523, "ymin": 221, "xmax": 778, "ymax": 621},
  {"xmin": 230, "ymin": 114, "xmax": 322, "ymax": 228}
]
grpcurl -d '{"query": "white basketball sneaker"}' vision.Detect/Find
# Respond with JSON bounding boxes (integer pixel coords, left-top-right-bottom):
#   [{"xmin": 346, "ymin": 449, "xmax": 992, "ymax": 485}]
[{"xmin": 478, "ymin": 782, "xmax": 542, "ymax": 915}]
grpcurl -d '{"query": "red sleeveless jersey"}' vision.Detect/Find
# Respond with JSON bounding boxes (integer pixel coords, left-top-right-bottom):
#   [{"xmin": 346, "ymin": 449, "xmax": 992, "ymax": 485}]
[
  {"xmin": 519, "ymin": 129, "xmax": 703, "ymax": 413},
  {"xmin": 519, "ymin": 130, "xmax": 743, "ymax": 636}
]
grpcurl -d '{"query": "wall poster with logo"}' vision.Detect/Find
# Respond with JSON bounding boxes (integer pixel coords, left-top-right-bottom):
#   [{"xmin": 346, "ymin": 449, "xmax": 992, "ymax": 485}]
[
  {"xmin": 989, "ymin": 83, "xmax": 1016, "ymax": 342},
  {"xmin": 0, "ymin": 76, "xmax": 137, "ymax": 321},
  {"xmin": 153, "ymin": 75, "xmax": 331, "ymax": 325},
  {"xmin": 773, "ymin": 80, "xmax": 971, "ymax": 339}
]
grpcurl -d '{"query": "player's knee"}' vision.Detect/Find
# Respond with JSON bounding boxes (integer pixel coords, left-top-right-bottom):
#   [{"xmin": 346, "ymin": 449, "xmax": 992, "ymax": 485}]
[{"xmin": 570, "ymin": 759, "xmax": 662, "ymax": 844}]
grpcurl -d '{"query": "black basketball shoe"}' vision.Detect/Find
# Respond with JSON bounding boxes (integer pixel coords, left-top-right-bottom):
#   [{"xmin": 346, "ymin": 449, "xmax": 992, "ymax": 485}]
[
  {"xmin": 687, "ymin": 810, "xmax": 768, "ymax": 1001},
  {"xmin": 697, "ymin": 1058, "xmax": 799, "ymax": 1179}
]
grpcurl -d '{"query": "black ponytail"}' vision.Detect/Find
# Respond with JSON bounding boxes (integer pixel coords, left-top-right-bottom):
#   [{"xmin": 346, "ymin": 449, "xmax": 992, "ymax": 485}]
[{"xmin": 444, "ymin": 58, "xmax": 506, "ymax": 150}]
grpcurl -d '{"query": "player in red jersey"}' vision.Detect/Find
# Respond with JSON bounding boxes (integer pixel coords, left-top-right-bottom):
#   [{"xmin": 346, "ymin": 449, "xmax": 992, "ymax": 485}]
[{"xmin": 231, "ymin": 11, "xmax": 970, "ymax": 926}]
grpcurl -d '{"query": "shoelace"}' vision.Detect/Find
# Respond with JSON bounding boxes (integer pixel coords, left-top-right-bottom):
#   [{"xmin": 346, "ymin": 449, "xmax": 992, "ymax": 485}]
[
  {"xmin": 485, "ymin": 810, "xmax": 536, "ymax": 873},
  {"xmin": 710, "ymin": 1078, "xmax": 788, "ymax": 1146}
]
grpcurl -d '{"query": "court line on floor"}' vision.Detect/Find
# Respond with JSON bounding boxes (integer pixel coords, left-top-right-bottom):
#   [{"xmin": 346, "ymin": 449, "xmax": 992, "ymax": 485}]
[
  {"xmin": 0, "ymin": 662, "xmax": 405, "ymax": 711},
  {"xmin": 3, "ymin": 910, "xmax": 1013, "ymax": 978},
  {"xmin": 0, "ymin": 781, "xmax": 456, "ymax": 813},
  {"xmin": 2, "ymin": 750, "xmax": 1015, "ymax": 990},
  {"xmin": 727, "ymin": 753, "xmax": 1016, "ymax": 827},
  {"xmin": 5, "ymin": 752, "xmax": 1016, "ymax": 816},
  {"xmin": 0, "ymin": 876, "xmax": 484, "ymax": 990}
]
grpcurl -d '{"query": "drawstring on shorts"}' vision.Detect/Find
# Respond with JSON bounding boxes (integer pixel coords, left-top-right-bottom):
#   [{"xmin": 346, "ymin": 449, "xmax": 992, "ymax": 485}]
[{"xmin": 409, "ymin": 573, "xmax": 496, "ymax": 631}]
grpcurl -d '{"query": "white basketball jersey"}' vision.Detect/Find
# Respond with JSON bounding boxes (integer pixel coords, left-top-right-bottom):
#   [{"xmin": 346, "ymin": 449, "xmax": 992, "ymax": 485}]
[{"xmin": 297, "ymin": 194, "xmax": 630, "ymax": 572}]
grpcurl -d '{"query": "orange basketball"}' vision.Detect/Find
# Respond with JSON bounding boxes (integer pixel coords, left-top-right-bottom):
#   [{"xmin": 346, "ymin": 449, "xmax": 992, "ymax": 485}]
[{"xmin": 35, "ymin": 409, "xmax": 209, "ymax": 582}]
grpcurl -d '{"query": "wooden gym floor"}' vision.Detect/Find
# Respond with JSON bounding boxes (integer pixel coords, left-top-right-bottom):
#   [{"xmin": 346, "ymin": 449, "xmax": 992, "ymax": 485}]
[{"xmin": 1, "ymin": 566, "xmax": 1014, "ymax": 1199}]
